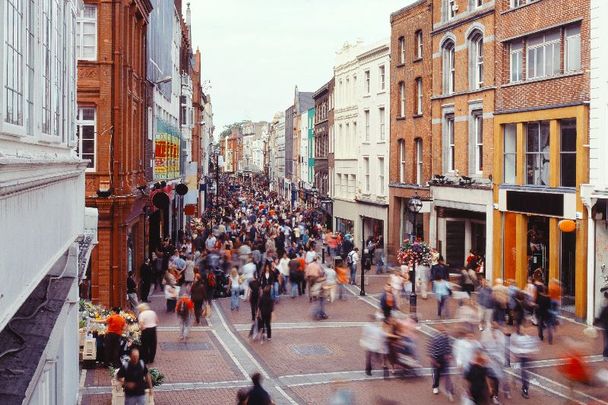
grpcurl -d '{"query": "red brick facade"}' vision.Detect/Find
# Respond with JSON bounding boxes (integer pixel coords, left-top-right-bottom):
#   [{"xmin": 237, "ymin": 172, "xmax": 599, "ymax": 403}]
[{"xmin": 78, "ymin": 0, "xmax": 153, "ymax": 307}]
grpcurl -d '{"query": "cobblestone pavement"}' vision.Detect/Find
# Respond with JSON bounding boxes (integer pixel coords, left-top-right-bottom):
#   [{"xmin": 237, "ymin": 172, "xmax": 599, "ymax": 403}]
[{"xmin": 80, "ymin": 272, "xmax": 608, "ymax": 405}]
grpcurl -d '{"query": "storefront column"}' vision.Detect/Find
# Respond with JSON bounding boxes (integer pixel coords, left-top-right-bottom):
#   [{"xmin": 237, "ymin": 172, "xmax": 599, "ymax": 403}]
[
  {"xmin": 575, "ymin": 213, "xmax": 588, "ymax": 319},
  {"xmin": 515, "ymin": 214, "xmax": 528, "ymax": 288},
  {"xmin": 548, "ymin": 217, "xmax": 559, "ymax": 281},
  {"xmin": 585, "ymin": 204, "xmax": 595, "ymax": 325},
  {"xmin": 492, "ymin": 210, "xmax": 502, "ymax": 282}
]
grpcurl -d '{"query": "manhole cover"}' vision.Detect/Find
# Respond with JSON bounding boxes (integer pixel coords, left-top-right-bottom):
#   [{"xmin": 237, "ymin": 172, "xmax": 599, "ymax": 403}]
[
  {"xmin": 159, "ymin": 342, "xmax": 211, "ymax": 351},
  {"xmin": 291, "ymin": 344, "xmax": 331, "ymax": 356}
]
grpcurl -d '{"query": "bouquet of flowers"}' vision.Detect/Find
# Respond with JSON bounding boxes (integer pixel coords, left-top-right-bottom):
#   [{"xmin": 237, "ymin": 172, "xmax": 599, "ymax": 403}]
[{"xmin": 397, "ymin": 239, "xmax": 435, "ymax": 267}]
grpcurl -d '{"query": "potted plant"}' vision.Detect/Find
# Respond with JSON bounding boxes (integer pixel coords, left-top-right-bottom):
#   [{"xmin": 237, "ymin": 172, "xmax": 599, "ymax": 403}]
[{"xmin": 397, "ymin": 239, "xmax": 436, "ymax": 299}]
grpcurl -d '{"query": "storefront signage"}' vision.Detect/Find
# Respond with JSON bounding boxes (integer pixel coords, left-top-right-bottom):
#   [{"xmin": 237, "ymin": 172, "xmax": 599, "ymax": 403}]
[
  {"xmin": 154, "ymin": 119, "xmax": 180, "ymax": 180},
  {"xmin": 506, "ymin": 190, "xmax": 564, "ymax": 217}
]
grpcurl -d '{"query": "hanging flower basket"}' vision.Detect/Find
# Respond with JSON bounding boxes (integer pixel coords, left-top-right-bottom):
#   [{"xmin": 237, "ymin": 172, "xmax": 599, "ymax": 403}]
[{"xmin": 397, "ymin": 239, "xmax": 435, "ymax": 267}]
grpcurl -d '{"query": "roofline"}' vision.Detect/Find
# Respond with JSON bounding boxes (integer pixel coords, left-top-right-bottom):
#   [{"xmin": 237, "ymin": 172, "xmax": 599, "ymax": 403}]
[{"xmin": 390, "ymin": 0, "xmax": 428, "ymax": 23}]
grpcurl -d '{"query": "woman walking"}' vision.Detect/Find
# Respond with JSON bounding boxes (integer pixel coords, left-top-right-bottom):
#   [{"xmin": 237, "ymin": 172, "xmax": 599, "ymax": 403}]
[
  {"xmin": 229, "ymin": 267, "xmax": 242, "ymax": 311},
  {"xmin": 258, "ymin": 286, "xmax": 274, "ymax": 341},
  {"xmin": 190, "ymin": 273, "xmax": 207, "ymax": 324},
  {"xmin": 137, "ymin": 303, "xmax": 159, "ymax": 364}
]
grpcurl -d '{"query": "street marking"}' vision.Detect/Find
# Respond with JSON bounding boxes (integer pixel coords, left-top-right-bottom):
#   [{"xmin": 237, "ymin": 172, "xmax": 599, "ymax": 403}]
[
  {"xmin": 233, "ymin": 321, "xmax": 368, "ymax": 331},
  {"xmin": 156, "ymin": 326, "xmax": 212, "ymax": 332},
  {"xmin": 210, "ymin": 328, "xmax": 250, "ymax": 379},
  {"xmin": 274, "ymin": 385, "xmax": 298, "ymax": 405}
]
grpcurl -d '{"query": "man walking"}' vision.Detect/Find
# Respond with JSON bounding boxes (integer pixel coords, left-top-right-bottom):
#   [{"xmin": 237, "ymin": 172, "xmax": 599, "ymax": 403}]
[
  {"xmin": 427, "ymin": 325, "xmax": 454, "ymax": 401},
  {"xmin": 116, "ymin": 347, "xmax": 153, "ymax": 405}
]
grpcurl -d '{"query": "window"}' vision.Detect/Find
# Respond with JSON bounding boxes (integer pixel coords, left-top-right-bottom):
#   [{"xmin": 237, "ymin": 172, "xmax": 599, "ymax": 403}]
[
  {"xmin": 525, "ymin": 121, "xmax": 550, "ymax": 185},
  {"xmin": 379, "ymin": 108, "xmax": 385, "ymax": 140},
  {"xmin": 4, "ymin": 0, "xmax": 25, "ymax": 126},
  {"xmin": 527, "ymin": 30, "xmax": 560, "ymax": 79},
  {"xmin": 473, "ymin": 111, "xmax": 483, "ymax": 173},
  {"xmin": 364, "ymin": 110, "xmax": 370, "ymax": 141},
  {"xmin": 399, "ymin": 36, "xmax": 405, "ymax": 64},
  {"xmin": 415, "ymin": 138, "xmax": 423, "ymax": 185},
  {"xmin": 416, "ymin": 30, "xmax": 423, "ymax": 59},
  {"xmin": 379, "ymin": 65, "xmax": 386, "ymax": 91},
  {"xmin": 511, "ymin": 0, "xmax": 530, "ymax": 7},
  {"xmin": 560, "ymin": 119, "xmax": 576, "ymax": 187},
  {"xmin": 365, "ymin": 70, "xmax": 370, "ymax": 94},
  {"xmin": 471, "ymin": 0, "xmax": 483, "ymax": 8},
  {"xmin": 442, "ymin": 41, "xmax": 455, "ymax": 94},
  {"xmin": 399, "ymin": 82, "xmax": 406, "ymax": 117},
  {"xmin": 504, "ymin": 124, "xmax": 517, "ymax": 183},
  {"xmin": 469, "ymin": 32, "xmax": 483, "ymax": 89},
  {"xmin": 348, "ymin": 174, "xmax": 356, "ymax": 194},
  {"xmin": 76, "ymin": 107, "xmax": 96, "ymax": 170},
  {"xmin": 565, "ymin": 25, "xmax": 581, "ymax": 72},
  {"xmin": 415, "ymin": 78, "xmax": 423, "ymax": 115},
  {"xmin": 364, "ymin": 157, "xmax": 370, "ymax": 193},
  {"xmin": 399, "ymin": 140, "xmax": 406, "ymax": 183},
  {"xmin": 76, "ymin": 4, "xmax": 97, "ymax": 60},
  {"xmin": 444, "ymin": 0, "xmax": 456, "ymax": 21},
  {"xmin": 510, "ymin": 41, "xmax": 524, "ymax": 83},
  {"xmin": 446, "ymin": 114, "xmax": 455, "ymax": 172},
  {"xmin": 378, "ymin": 157, "xmax": 385, "ymax": 195}
]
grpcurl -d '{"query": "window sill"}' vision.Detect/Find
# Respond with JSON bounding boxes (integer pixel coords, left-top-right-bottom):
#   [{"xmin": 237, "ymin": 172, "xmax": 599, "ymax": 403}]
[
  {"xmin": 363, "ymin": 94, "xmax": 371, "ymax": 98},
  {"xmin": 377, "ymin": 91, "xmax": 387, "ymax": 95},
  {"xmin": 431, "ymin": 85, "xmax": 496, "ymax": 100},
  {"xmin": 396, "ymin": 63, "xmax": 406, "ymax": 68},
  {"xmin": 500, "ymin": 0, "xmax": 541, "ymax": 15},
  {"xmin": 395, "ymin": 116, "xmax": 406, "ymax": 121},
  {"xmin": 502, "ymin": 71, "xmax": 584, "ymax": 88},
  {"xmin": 413, "ymin": 114, "xmax": 423, "ymax": 119},
  {"xmin": 413, "ymin": 57, "xmax": 423, "ymax": 63}
]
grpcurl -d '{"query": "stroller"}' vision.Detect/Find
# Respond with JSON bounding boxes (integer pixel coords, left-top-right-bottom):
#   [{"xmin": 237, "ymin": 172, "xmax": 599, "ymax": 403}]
[
  {"xmin": 388, "ymin": 332, "xmax": 422, "ymax": 376},
  {"xmin": 212, "ymin": 269, "xmax": 230, "ymax": 298}
]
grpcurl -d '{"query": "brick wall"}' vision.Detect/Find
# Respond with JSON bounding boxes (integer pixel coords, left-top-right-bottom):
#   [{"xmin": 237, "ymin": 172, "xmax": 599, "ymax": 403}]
[{"xmin": 495, "ymin": 0, "xmax": 590, "ymax": 112}]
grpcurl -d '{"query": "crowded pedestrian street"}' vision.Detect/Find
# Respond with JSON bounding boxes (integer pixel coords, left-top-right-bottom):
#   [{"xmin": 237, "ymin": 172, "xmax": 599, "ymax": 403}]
[{"xmin": 76, "ymin": 175, "xmax": 608, "ymax": 405}]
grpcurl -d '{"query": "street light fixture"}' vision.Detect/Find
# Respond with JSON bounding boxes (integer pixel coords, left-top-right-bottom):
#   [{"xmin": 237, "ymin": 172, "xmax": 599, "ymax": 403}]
[{"xmin": 407, "ymin": 194, "xmax": 423, "ymax": 316}]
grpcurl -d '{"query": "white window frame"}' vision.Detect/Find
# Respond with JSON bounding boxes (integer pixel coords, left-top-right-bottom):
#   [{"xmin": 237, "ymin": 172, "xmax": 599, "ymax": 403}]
[
  {"xmin": 445, "ymin": 0, "xmax": 456, "ymax": 21},
  {"xmin": 2, "ymin": 0, "xmax": 26, "ymax": 135},
  {"xmin": 416, "ymin": 30, "xmax": 423, "ymax": 59},
  {"xmin": 364, "ymin": 110, "xmax": 370, "ymax": 141},
  {"xmin": 446, "ymin": 114, "xmax": 455, "ymax": 172},
  {"xmin": 470, "ymin": 33, "xmax": 483, "ymax": 89},
  {"xmin": 565, "ymin": 25, "xmax": 581, "ymax": 73},
  {"xmin": 510, "ymin": 41, "xmax": 524, "ymax": 83},
  {"xmin": 76, "ymin": 107, "xmax": 96, "ymax": 171},
  {"xmin": 399, "ymin": 37, "xmax": 405, "ymax": 64},
  {"xmin": 416, "ymin": 78, "xmax": 423, "ymax": 115},
  {"xmin": 399, "ymin": 82, "xmax": 406, "ymax": 117},
  {"xmin": 379, "ymin": 65, "xmax": 386, "ymax": 91},
  {"xmin": 399, "ymin": 139, "xmax": 406, "ymax": 183},
  {"xmin": 76, "ymin": 4, "xmax": 97, "ymax": 61},
  {"xmin": 473, "ymin": 111, "xmax": 483, "ymax": 174},
  {"xmin": 527, "ymin": 30, "xmax": 560, "ymax": 80},
  {"xmin": 364, "ymin": 157, "xmax": 370, "ymax": 193},
  {"xmin": 378, "ymin": 157, "xmax": 385, "ymax": 195},
  {"xmin": 379, "ymin": 107, "xmax": 385, "ymax": 141},
  {"xmin": 364, "ymin": 70, "xmax": 370, "ymax": 94},
  {"xmin": 443, "ymin": 42, "xmax": 455, "ymax": 94},
  {"xmin": 415, "ymin": 138, "xmax": 423, "ymax": 185}
]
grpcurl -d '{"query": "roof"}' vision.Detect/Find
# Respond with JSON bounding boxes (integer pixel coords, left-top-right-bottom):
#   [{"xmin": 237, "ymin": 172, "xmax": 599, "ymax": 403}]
[
  {"xmin": 390, "ymin": 0, "xmax": 428, "ymax": 22},
  {"xmin": 297, "ymin": 92, "xmax": 314, "ymax": 114},
  {"xmin": 0, "ymin": 272, "xmax": 74, "ymax": 404}
]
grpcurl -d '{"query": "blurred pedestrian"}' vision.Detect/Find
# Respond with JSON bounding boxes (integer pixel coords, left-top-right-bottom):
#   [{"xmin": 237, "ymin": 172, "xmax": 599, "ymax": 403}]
[
  {"xmin": 510, "ymin": 327, "xmax": 540, "ymax": 399},
  {"xmin": 247, "ymin": 373, "xmax": 272, "ymax": 405},
  {"xmin": 258, "ymin": 286, "xmax": 274, "ymax": 341},
  {"xmin": 139, "ymin": 258, "xmax": 152, "ymax": 303},
  {"xmin": 428, "ymin": 325, "xmax": 454, "ymax": 400},
  {"xmin": 137, "ymin": 303, "xmax": 158, "ymax": 364},
  {"xmin": 360, "ymin": 314, "xmax": 389, "ymax": 377},
  {"xmin": 190, "ymin": 274, "xmax": 207, "ymax": 324},
  {"xmin": 176, "ymin": 294, "xmax": 194, "ymax": 341},
  {"xmin": 127, "ymin": 271, "xmax": 139, "ymax": 310}
]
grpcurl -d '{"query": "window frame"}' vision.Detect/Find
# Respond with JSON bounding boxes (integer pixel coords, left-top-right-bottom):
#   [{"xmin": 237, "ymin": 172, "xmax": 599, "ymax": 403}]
[
  {"xmin": 76, "ymin": 4, "xmax": 97, "ymax": 61},
  {"xmin": 364, "ymin": 110, "xmax": 370, "ymax": 141},
  {"xmin": 503, "ymin": 124, "xmax": 517, "ymax": 184},
  {"xmin": 399, "ymin": 81, "xmax": 406, "ymax": 118},
  {"xmin": 379, "ymin": 107, "xmax": 385, "ymax": 141},
  {"xmin": 379, "ymin": 65, "xmax": 386, "ymax": 92},
  {"xmin": 559, "ymin": 118, "xmax": 577, "ymax": 187},
  {"xmin": 416, "ymin": 30, "xmax": 423, "ymax": 59},
  {"xmin": 526, "ymin": 30, "xmax": 561, "ymax": 80},
  {"xmin": 509, "ymin": 41, "xmax": 524, "ymax": 83},
  {"xmin": 473, "ymin": 111, "xmax": 483, "ymax": 174},
  {"xmin": 364, "ymin": 70, "xmax": 370, "ymax": 94},
  {"xmin": 442, "ymin": 41, "xmax": 455, "ymax": 95},
  {"xmin": 76, "ymin": 106, "xmax": 96, "ymax": 171},
  {"xmin": 398, "ymin": 36, "xmax": 405, "ymax": 64},
  {"xmin": 363, "ymin": 157, "xmax": 370, "ymax": 193},
  {"xmin": 415, "ymin": 78, "xmax": 423, "ymax": 115},
  {"xmin": 525, "ymin": 121, "xmax": 550, "ymax": 186},
  {"xmin": 469, "ymin": 32, "xmax": 484, "ymax": 89},
  {"xmin": 378, "ymin": 156, "xmax": 385, "ymax": 195},
  {"xmin": 564, "ymin": 25, "xmax": 581, "ymax": 73},
  {"xmin": 415, "ymin": 138, "xmax": 423, "ymax": 185},
  {"xmin": 445, "ymin": 114, "xmax": 455, "ymax": 172},
  {"xmin": 399, "ymin": 139, "xmax": 406, "ymax": 183}
]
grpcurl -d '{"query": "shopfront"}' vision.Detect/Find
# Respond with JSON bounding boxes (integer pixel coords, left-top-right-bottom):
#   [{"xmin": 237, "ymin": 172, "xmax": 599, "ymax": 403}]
[{"xmin": 492, "ymin": 105, "xmax": 588, "ymax": 318}]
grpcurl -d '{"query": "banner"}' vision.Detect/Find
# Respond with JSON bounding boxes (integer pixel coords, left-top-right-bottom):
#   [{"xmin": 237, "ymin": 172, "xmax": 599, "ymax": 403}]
[{"xmin": 154, "ymin": 119, "xmax": 181, "ymax": 180}]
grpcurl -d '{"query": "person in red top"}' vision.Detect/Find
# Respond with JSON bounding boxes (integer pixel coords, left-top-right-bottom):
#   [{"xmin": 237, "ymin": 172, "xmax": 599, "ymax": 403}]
[
  {"xmin": 96, "ymin": 307, "xmax": 126, "ymax": 367},
  {"xmin": 176, "ymin": 294, "xmax": 194, "ymax": 341}
]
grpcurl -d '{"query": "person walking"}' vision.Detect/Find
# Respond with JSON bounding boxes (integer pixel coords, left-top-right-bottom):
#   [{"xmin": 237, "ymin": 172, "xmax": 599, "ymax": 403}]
[
  {"xmin": 116, "ymin": 347, "xmax": 153, "ymax": 405},
  {"xmin": 477, "ymin": 277, "xmax": 494, "ymax": 332},
  {"xmin": 229, "ymin": 267, "xmax": 242, "ymax": 311},
  {"xmin": 182, "ymin": 254, "xmax": 195, "ymax": 292},
  {"xmin": 127, "ymin": 272, "xmax": 139, "ymax": 310},
  {"xmin": 137, "ymin": 303, "xmax": 158, "ymax": 364},
  {"xmin": 139, "ymin": 258, "xmax": 152, "ymax": 303},
  {"xmin": 510, "ymin": 327, "xmax": 540, "ymax": 399},
  {"xmin": 434, "ymin": 274, "xmax": 451, "ymax": 319},
  {"xmin": 246, "ymin": 372, "xmax": 272, "ymax": 405},
  {"xmin": 176, "ymin": 294, "xmax": 194, "ymax": 341},
  {"xmin": 464, "ymin": 350, "xmax": 492, "ymax": 405},
  {"xmin": 190, "ymin": 274, "xmax": 207, "ymax": 325},
  {"xmin": 360, "ymin": 314, "xmax": 389, "ymax": 377},
  {"xmin": 347, "ymin": 248, "xmax": 359, "ymax": 285},
  {"xmin": 335, "ymin": 261, "xmax": 348, "ymax": 301},
  {"xmin": 427, "ymin": 325, "xmax": 454, "ymax": 401},
  {"xmin": 249, "ymin": 273, "xmax": 261, "ymax": 322},
  {"xmin": 258, "ymin": 286, "xmax": 274, "ymax": 341}
]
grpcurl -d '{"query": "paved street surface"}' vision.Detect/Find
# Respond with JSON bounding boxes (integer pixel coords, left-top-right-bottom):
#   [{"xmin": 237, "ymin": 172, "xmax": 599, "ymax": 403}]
[{"xmin": 80, "ymin": 272, "xmax": 608, "ymax": 405}]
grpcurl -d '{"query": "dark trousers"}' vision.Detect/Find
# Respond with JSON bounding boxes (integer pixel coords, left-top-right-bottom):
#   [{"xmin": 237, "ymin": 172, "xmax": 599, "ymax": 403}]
[
  {"xmin": 432, "ymin": 359, "xmax": 453, "ymax": 393},
  {"xmin": 250, "ymin": 299, "xmax": 259, "ymax": 321},
  {"xmin": 166, "ymin": 298, "xmax": 176, "ymax": 313},
  {"xmin": 193, "ymin": 299, "xmax": 204, "ymax": 324},
  {"xmin": 140, "ymin": 327, "xmax": 157, "ymax": 364},
  {"xmin": 519, "ymin": 356, "xmax": 530, "ymax": 391},
  {"xmin": 104, "ymin": 333, "xmax": 122, "ymax": 367},
  {"xmin": 259, "ymin": 315, "xmax": 271, "ymax": 339},
  {"xmin": 140, "ymin": 281, "xmax": 151, "ymax": 302},
  {"xmin": 365, "ymin": 351, "xmax": 387, "ymax": 375}
]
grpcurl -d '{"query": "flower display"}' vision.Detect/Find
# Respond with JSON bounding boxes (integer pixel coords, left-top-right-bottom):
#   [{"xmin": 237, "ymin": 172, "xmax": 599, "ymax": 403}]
[
  {"xmin": 397, "ymin": 239, "xmax": 436, "ymax": 267},
  {"xmin": 78, "ymin": 300, "xmax": 140, "ymax": 342}
]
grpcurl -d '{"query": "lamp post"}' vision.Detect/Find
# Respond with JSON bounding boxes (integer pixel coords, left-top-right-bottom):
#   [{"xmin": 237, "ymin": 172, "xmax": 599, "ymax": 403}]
[{"xmin": 407, "ymin": 194, "xmax": 423, "ymax": 315}]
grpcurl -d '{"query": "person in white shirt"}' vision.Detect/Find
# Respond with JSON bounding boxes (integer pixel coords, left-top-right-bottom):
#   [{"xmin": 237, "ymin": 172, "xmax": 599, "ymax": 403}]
[
  {"xmin": 278, "ymin": 252, "xmax": 290, "ymax": 294},
  {"xmin": 360, "ymin": 315, "xmax": 389, "ymax": 376},
  {"xmin": 137, "ymin": 303, "xmax": 159, "ymax": 364},
  {"xmin": 347, "ymin": 248, "xmax": 359, "ymax": 285},
  {"xmin": 323, "ymin": 266, "xmax": 337, "ymax": 302},
  {"xmin": 241, "ymin": 257, "xmax": 257, "ymax": 300},
  {"xmin": 305, "ymin": 245, "xmax": 317, "ymax": 264}
]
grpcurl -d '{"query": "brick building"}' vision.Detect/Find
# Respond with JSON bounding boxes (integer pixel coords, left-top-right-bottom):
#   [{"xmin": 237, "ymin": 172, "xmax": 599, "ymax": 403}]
[
  {"xmin": 388, "ymin": 0, "xmax": 433, "ymax": 259},
  {"xmin": 313, "ymin": 81, "xmax": 330, "ymax": 197},
  {"xmin": 77, "ymin": 0, "xmax": 153, "ymax": 307},
  {"xmin": 491, "ymin": 0, "xmax": 590, "ymax": 318},
  {"xmin": 428, "ymin": 0, "xmax": 496, "ymax": 274}
]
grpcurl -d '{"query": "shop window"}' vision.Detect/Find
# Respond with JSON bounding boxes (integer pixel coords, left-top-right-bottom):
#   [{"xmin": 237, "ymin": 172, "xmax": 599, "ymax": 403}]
[
  {"xmin": 525, "ymin": 121, "xmax": 550, "ymax": 186},
  {"xmin": 503, "ymin": 124, "xmax": 517, "ymax": 183},
  {"xmin": 560, "ymin": 118, "xmax": 577, "ymax": 187}
]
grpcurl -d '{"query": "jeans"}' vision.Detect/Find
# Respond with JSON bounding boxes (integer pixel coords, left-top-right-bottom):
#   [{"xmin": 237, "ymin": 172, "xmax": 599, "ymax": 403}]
[
  {"xmin": 260, "ymin": 314, "xmax": 272, "ymax": 339},
  {"xmin": 231, "ymin": 288, "xmax": 240, "ymax": 310},
  {"xmin": 291, "ymin": 280, "xmax": 299, "ymax": 298},
  {"xmin": 338, "ymin": 283, "xmax": 346, "ymax": 300},
  {"xmin": 127, "ymin": 293, "xmax": 139, "ymax": 310},
  {"xmin": 179, "ymin": 316, "xmax": 191, "ymax": 339},
  {"xmin": 272, "ymin": 281, "xmax": 280, "ymax": 302},
  {"xmin": 314, "ymin": 296, "xmax": 327, "ymax": 319},
  {"xmin": 250, "ymin": 298, "xmax": 258, "ymax": 321},
  {"xmin": 432, "ymin": 358, "xmax": 453, "ymax": 393},
  {"xmin": 437, "ymin": 295, "xmax": 448, "ymax": 318},
  {"xmin": 125, "ymin": 395, "xmax": 146, "ymax": 405},
  {"xmin": 350, "ymin": 264, "xmax": 357, "ymax": 284},
  {"xmin": 519, "ymin": 356, "xmax": 530, "ymax": 391},
  {"xmin": 140, "ymin": 327, "xmax": 157, "ymax": 364}
]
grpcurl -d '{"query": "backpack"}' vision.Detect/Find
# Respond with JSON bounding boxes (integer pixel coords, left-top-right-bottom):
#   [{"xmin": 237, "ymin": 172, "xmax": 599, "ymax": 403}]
[
  {"xmin": 347, "ymin": 251, "xmax": 354, "ymax": 264},
  {"xmin": 207, "ymin": 272, "xmax": 216, "ymax": 288},
  {"xmin": 177, "ymin": 299, "xmax": 189, "ymax": 318}
]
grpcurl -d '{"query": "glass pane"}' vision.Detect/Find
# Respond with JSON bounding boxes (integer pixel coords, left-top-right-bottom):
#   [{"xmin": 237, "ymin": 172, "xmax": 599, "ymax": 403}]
[
  {"xmin": 82, "ymin": 139, "xmax": 95, "ymax": 154},
  {"xmin": 82, "ymin": 125, "xmax": 95, "ymax": 139},
  {"xmin": 527, "ymin": 49, "xmax": 535, "ymax": 78},
  {"xmin": 560, "ymin": 119, "xmax": 576, "ymax": 151},
  {"xmin": 504, "ymin": 124, "xmax": 516, "ymax": 154},
  {"xmin": 535, "ymin": 47, "xmax": 544, "ymax": 77},
  {"xmin": 561, "ymin": 154, "xmax": 576, "ymax": 187},
  {"xmin": 567, "ymin": 36, "xmax": 581, "ymax": 71},
  {"xmin": 81, "ymin": 108, "xmax": 95, "ymax": 120},
  {"xmin": 526, "ymin": 154, "xmax": 540, "ymax": 184},
  {"xmin": 527, "ymin": 123, "xmax": 539, "ymax": 152}
]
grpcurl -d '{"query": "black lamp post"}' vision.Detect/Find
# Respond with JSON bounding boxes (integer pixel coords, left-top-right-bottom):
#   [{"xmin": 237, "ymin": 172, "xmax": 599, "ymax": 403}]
[{"xmin": 407, "ymin": 194, "xmax": 423, "ymax": 314}]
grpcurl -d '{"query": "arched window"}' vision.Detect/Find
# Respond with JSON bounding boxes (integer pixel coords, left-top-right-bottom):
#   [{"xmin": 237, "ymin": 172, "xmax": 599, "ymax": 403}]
[
  {"xmin": 469, "ymin": 31, "xmax": 483, "ymax": 89},
  {"xmin": 442, "ymin": 40, "xmax": 455, "ymax": 94}
]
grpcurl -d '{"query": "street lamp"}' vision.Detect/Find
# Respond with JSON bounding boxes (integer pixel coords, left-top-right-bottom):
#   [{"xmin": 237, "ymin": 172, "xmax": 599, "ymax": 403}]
[{"xmin": 407, "ymin": 194, "xmax": 423, "ymax": 315}]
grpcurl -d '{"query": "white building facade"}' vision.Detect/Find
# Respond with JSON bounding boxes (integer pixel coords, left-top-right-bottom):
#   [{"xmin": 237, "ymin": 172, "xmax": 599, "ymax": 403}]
[
  {"xmin": 333, "ymin": 42, "xmax": 362, "ymax": 239},
  {"xmin": 270, "ymin": 111, "xmax": 286, "ymax": 191},
  {"xmin": 0, "ymin": 1, "xmax": 88, "ymax": 404},
  {"xmin": 581, "ymin": 0, "xmax": 608, "ymax": 322},
  {"xmin": 355, "ymin": 41, "xmax": 390, "ymax": 249},
  {"xmin": 300, "ymin": 111, "xmax": 310, "ymax": 188}
]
